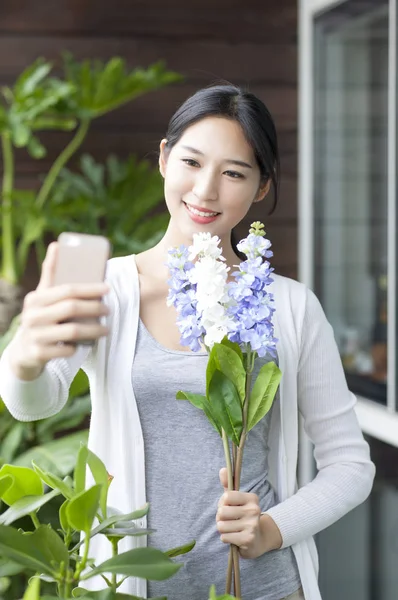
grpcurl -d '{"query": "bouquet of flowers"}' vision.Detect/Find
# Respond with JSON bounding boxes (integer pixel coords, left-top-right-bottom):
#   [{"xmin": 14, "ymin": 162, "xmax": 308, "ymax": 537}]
[{"xmin": 167, "ymin": 222, "xmax": 282, "ymax": 598}]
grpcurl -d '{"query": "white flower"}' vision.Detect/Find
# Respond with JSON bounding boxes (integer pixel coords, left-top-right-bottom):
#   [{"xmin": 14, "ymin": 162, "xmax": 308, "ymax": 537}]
[
  {"xmin": 189, "ymin": 232, "xmax": 225, "ymax": 261},
  {"xmin": 204, "ymin": 324, "xmax": 229, "ymax": 347},
  {"xmin": 189, "ymin": 256, "xmax": 230, "ymax": 306}
]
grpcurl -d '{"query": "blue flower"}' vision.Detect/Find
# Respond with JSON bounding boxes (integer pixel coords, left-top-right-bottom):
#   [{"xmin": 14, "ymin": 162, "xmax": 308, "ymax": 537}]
[{"xmin": 166, "ymin": 224, "xmax": 278, "ymax": 357}]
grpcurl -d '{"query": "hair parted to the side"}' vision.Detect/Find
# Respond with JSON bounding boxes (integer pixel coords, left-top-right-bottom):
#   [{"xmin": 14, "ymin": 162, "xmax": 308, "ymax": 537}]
[{"xmin": 164, "ymin": 83, "xmax": 280, "ymax": 215}]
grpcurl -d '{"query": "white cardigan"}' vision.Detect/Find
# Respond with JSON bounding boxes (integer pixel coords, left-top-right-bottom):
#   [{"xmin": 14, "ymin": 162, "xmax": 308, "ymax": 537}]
[{"xmin": 0, "ymin": 255, "xmax": 375, "ymax": 599}]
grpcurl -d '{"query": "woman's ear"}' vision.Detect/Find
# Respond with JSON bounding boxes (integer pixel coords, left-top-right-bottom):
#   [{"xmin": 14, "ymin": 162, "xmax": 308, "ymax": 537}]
[
  {"xmin": 159, "ymin": 139, "xmax": 169, "ymax": 178},
  {"xmin": 254, "ymin": 179, "xmax": 272, "ymax": 203}
]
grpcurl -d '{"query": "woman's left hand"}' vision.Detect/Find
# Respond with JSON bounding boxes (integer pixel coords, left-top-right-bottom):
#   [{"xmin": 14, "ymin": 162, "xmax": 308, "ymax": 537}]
[{"xmin": 216, "ymin": 467, "xmax": 282, "ymax": 559}]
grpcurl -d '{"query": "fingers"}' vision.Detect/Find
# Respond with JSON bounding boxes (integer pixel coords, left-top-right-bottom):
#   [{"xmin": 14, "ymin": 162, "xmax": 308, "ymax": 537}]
[
  {"xmin": 24, "ymin": 282, "xmax": 110, "ymax": 311},
  {"xmin": 31, "ymin": 322, "xmax": 109, "ymax": 346},
  {"xmin": 218, "ymin": 490, "xmax": 258, "ymax": 507},
  {"xmin": 219, "ymin": 467, "xmax": 228, "ymax": 490},
  {"xmin": 217, "ymin": 505, "xmax": 246, "ymax": 521},
  {"xmin": 37, "ymin": 242, "xmax": 58, "ymax": 290},
  {"xmin": 21, "ymin": 299, "xmax": 109, "ymax": 328}
]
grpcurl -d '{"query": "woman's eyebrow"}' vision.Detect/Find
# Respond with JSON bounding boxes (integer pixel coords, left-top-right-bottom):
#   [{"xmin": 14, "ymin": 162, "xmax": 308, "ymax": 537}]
[{"xmin": 180, "ymin": 145, "xmax": 253, "ymax": 169}]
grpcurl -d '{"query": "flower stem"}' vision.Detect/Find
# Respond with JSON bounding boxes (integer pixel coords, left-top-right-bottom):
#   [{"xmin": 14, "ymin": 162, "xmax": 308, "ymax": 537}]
[
  {"xmin": 1, "ymin": 132, "xmax": 17, "ymax": 284},
  {"xmin": 222, "ymin": 429, "xmax": 234, "ymax": 595},
  {"xmin": 235, "ymin": 351, "xmax": 254, "ymax": 490},
  {"xmin": 35, "ymin": 118, "xmax": 90, "ymax": 210}
]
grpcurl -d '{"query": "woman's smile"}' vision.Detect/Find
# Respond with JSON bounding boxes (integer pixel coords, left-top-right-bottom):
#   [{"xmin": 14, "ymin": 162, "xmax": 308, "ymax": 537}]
[{"xmin": 183, "ymin": 201, "xmax": 221, "ymax": 224}]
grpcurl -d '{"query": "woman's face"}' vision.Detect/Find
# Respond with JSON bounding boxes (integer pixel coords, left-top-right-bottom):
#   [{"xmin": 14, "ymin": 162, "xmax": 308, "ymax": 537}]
[{"xmin": 159, "ymin": 117, "xmax": 269, "ymax": 245}]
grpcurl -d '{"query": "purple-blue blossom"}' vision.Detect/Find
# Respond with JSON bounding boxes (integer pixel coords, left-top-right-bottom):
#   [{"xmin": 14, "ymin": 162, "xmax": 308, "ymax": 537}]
[{"xmin": 166, "ymin": 223, "xmax": 278, "ymax": 356}]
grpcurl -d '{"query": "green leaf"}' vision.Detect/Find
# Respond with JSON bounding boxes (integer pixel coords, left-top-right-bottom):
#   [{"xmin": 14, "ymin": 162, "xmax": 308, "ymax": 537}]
[
  {"xmin": 22, "ymin": 576, "xmax": 40, "ymax": 600},
  {"xmin": 15, "ymin": 429, "xmax": 89, "ymax": 476},
  {"xmin": 0, "ymin": 524, "xmax": 67, "ymax": 576},
  {"xmin": 36, "ymin": 395, "xmax": 91, "ymax": 443},
  {"xmin": 27, "ymin": 135, "xmax": 46, "ymax": 159},
  {"xmin": 208, "ymin": 370, "xmax": 243, "ymax": 446},
  {"xmin": 165, "ymin": 540, "xmax": 196, "ymax": 558},
  {"xmin": 12, "ymin": 123, "xmax": 30, "ymax": 147},
  {"xmin": 0, "ymin": 488, "xmax": 60, "ymax": 525},
  {"xmin": 206, "ymin": 352, "xmax": 217, "ymax": 399},
  {"xmin": 14, "ymin": 59, "xmax": 52, "ymax": 98},
  {"xmin": 247, "ymin": 362, "xmax": 282, "ymax": 432},
  {"xmin": 211, "ymin": 344, "xmax": 246, "ymax": 404},
  {"xmin": 208, "ymin": 584, "xmax": 236, "ymax": 600},
  {"xmin": 0, "ymin": 465, "xmax": 43, "ymax": 505},
  {"xmin": 74, "ymin": 445, "xmax": 88, "ymax": 494},
  {"xmin": 0, "ymin": 475, "xmax": 13, "ymax": 498},
  {"xmin": 73, "ymin": 589, "xmax": 165, "ymax": 600},
  {"xmin": 0, "ymin": 421, "xmax": 26, "ymax": 463},
  {"xmin": 82, "ymin": 547, "xmax": 182, "ymax": 581},
  {"xmin": 66, "ymin": 484, "xmax": 102, "ymax": 533},
  {"xmin": 71, "ymin": 505, "xmax": 149, "ymax": 552},
  {"xmin": 101, "ymin": 525, "xmax": 153, "ymax": 537},
  {"xmin": 176, "ymin": 391, "xmax": 206, "ymax": 410},
  {"xmin": 32, "ymin": 462, "xmax": 73, "ymax": 499},
  {"xmin": 59, "ymin": 499, "xmax": 71, "ymax": 533},
  {"xmin": 176, "ymin": 391, "xmax": 221, "ymax": 436},
  {"xmin": 86, "ymin": 449, "xmax": 109, "ymax": 519},
  {"xmin": 0, "ymin": 557, "xmax": 24, "ymax": 577},
  {"xmin": 220, "ymin": 337, "xmax": 243, "ymax": 361},
  {"xmin": 69, "ymin": 368, "xmax": 90, "ymax": 398}
]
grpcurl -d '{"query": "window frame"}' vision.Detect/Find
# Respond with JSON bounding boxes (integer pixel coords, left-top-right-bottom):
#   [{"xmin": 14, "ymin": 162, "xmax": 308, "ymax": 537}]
[{"xmin": 298, "ymin": 0, "xmax": 398, "ymax": 453}]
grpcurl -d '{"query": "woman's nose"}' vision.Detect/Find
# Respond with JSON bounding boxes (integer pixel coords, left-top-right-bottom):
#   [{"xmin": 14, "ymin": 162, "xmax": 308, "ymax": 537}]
[{"xmin": 192, "ymin": 171, "xmax": 218, "ymax": 202}]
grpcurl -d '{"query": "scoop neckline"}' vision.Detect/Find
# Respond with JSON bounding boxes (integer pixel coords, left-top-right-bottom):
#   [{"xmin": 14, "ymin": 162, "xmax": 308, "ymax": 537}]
[{"xmin": 138, "ymin": 318, "xmax": 208, "ymax": 357}]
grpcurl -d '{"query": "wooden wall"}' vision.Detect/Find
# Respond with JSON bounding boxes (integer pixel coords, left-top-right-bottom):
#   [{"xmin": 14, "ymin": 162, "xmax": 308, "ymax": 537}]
[{"xmin": 0, "ymin": 0, "xmax": 298, "ymax": 282}]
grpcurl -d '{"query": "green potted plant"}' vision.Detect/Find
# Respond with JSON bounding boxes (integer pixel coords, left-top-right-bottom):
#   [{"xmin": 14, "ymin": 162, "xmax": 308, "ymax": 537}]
[
  {"xmin": 0, "ymin": 445, "xmax": 194, "ymax": 599},
  {"xmin": 0, "ymin": 54, "xmax": 181, "ymax": 335}
]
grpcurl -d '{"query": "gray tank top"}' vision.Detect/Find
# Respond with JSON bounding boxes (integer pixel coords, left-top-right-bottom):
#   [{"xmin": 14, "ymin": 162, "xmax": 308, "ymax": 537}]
[{"xmin": 132, "ymin": 319, "xmax": 301, "ymax": 600}]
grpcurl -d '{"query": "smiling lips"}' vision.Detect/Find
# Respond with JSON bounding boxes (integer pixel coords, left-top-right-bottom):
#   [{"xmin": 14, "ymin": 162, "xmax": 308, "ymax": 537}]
[{"xmin": 184, "ymin": 201, "xmax": 220, "ymax": 224}]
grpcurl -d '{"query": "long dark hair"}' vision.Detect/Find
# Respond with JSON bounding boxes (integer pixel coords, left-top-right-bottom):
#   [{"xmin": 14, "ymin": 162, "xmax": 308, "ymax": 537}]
[{"xmin": 164, "ymin": 84, "xmax": 280, "ymax": 257}]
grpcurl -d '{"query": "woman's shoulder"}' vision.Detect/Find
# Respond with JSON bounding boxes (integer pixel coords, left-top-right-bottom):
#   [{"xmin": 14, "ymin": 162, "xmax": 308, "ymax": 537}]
[{"xmin": 271, "ymin": 272, "xmax": 308, "ymax": 308}]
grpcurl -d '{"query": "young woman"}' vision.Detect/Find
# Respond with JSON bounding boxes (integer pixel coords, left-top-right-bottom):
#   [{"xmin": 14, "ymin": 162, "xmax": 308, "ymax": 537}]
[{"xmin": 0, "ymin": 85, "xmax": 375, "ymax": 600}]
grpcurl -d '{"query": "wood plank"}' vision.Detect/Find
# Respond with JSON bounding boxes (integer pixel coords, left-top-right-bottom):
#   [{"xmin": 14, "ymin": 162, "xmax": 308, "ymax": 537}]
[
  {"xmin": 0, "ymin": 37, "xmax": 297, "ymax": 85},
  {"xmin": 0, "ymin": 1, "xmax": 297, "ymax": 42},
  {"xmin": 236, "ymin": 218, "xmax": 298, "ymax": 269},
  {"xmin": 8, "ymin": 128, "xmax": 297, "ymax": 179},
  {"xmin": 96, "ymin": 84, "xmax": 297, "ymax": 131}
]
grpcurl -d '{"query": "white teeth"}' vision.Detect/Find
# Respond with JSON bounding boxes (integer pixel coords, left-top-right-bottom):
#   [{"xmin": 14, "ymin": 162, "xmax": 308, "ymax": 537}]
[{"xmin": 186, "ymin": 203, "xmax": 218, "ymax": 218}]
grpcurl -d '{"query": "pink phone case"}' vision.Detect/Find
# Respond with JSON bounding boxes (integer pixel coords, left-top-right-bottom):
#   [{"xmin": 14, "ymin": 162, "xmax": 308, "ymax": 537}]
[{"xmin": 52, "ymin": 233, "xmax": 111, "ymax": 345}]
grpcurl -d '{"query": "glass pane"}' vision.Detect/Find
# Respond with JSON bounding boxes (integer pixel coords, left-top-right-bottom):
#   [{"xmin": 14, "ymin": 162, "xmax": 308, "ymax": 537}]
[{"xmin": 313, "ymin": 0, "xmax": 389, "ymax": 405}]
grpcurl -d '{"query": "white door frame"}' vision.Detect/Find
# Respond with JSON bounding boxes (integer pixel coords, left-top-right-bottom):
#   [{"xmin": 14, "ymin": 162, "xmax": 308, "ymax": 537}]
[{"xmin": 298, "ymin": 0, "xmax": 397, "ymax": 478}]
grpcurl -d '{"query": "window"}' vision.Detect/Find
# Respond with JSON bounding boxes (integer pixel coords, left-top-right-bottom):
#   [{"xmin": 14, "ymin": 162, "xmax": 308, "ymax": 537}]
[{"xmin": 313, "ymin": 0, "xmax": 390, "ymax": 405}]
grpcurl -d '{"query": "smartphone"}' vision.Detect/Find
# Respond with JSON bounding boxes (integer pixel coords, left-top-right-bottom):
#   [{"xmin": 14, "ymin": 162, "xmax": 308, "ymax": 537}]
[{"xmin": 52, "ymin": 232, "xmax": 111, "ymax": 345}]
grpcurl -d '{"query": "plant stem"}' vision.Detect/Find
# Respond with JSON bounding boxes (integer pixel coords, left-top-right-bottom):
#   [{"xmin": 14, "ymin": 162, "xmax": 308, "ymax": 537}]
[
  {"xmin": 1, "ymin": 132, "xmax": 17, "ymax": 284},
  {"xmin": 222, "ymin": 429, "xmax": 234, "ymax": 595},
  {"xmin": 230, "ymin": 350, "xmax": 255, "ymax": 598},
  {"xmin": 111, "ymin": 538, "xmax": 119, "ymax": 592},
  {"xmin": 234, "ymin": 351, "xmax": 254, "ymax": 490},
  {"xmin": 35, "ymin": 118, "xmax": 90, "ymax": 210},
  {"xmin": 222, "ymin": 429, "xmax": 234, "ymax": 490},
  {"xmin": 74, "ymin": 533, "xmax": 90, "ymax": 581},
  {"xmin": 30, "ymin": 512, "xmax": 40, "ymax": 529},
  {"xmin": 64, "ymin": 569, "xmax": 73, "ymax": 599}
]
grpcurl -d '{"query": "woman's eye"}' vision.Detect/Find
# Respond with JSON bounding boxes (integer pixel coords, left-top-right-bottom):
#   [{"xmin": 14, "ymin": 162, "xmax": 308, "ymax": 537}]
[
  {"xmin": 182, "ymin": 158, "xmax": 200, "ymax": 167},
  {"xmin": 225, "ymin": 170, "xmax": 244, "ymax": 179}
]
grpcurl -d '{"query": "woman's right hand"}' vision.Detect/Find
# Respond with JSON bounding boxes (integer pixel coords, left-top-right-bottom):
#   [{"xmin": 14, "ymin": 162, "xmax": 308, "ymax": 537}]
[{"xmin": 7, "ymin": 242, "xmax": 110, "ymax": 381}]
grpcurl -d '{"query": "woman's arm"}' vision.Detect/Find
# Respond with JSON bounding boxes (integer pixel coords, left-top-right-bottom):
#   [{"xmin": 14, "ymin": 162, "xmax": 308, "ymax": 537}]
[
  {"xmin": 0, "ymin": 342, "xmax": 91, "ymax": 422},
  {"xmin": 264, "ymin": 287, "xmax": 375, "ymax": 548}
]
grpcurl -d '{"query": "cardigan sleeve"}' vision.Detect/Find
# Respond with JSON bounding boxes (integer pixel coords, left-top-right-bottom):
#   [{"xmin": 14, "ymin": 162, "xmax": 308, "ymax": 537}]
[
  {"xmin": 0, "ymin": 270, "xmax": 117, "ymax": 422},
  {"xmin": 265, "ymin": 287, "xmax": 376, "ymax": 548},
  {"xmin": 0, "ymin": 342, "xmax": 91, "ymax": 422}
]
